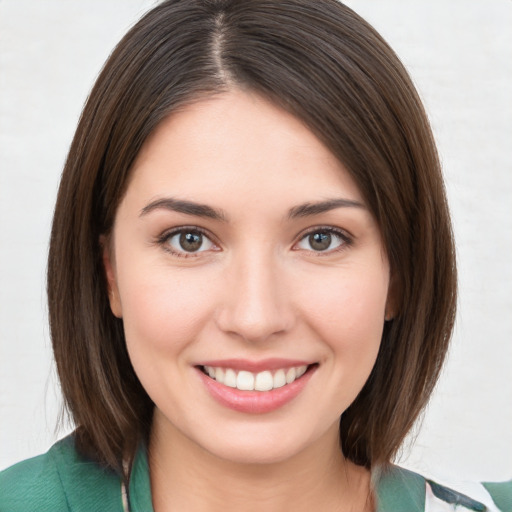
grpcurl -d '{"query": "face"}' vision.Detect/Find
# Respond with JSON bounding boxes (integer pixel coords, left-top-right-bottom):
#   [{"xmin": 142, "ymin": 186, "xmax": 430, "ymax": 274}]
[{"xmin": 104, "ymin": 90, "xmax": 392, "ymax": 465}]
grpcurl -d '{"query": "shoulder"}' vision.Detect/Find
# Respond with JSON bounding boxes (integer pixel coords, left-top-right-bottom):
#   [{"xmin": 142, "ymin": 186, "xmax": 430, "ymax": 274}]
[
  {"xmin": 376, "ymin": 465, "xmax": 512, "ymax": 512},
  {"xmin": 0, "ymin": 438, "xmax": 70, "ymax": 511},
  {"xmin": 0, "ymin": 435, "xmax": 125, "ymax": 512}
]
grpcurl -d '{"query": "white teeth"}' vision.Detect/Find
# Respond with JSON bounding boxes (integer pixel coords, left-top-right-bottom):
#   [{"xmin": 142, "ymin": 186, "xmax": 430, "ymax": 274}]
[
  {"xmin": 285, "ymin": 367, "xmax": 296, "ymax": 384},
  {"xmin": 273, "ymin": 369, "xmax": 286, "ymax": 388},
  {"xmin": 237, "ymin": 371, "xmax": 255, "ymax": 391},
  {"xmin": 296, "ymin": 365, "xmax": 307, "ymax": 378},
  {"xmin": 215, "ymin": 367, "xmax": 224, "ymax": 382},
  {"xmin": 203, "ymin": 364, "xmax": 311, "ymax": 391},
  {"xmin": 254, "ymin": 371, "xmax": 273, "ymax": 391},
  {"xmin": 224, "ymin": 368, "xmax": 237, "ymax": 388}
]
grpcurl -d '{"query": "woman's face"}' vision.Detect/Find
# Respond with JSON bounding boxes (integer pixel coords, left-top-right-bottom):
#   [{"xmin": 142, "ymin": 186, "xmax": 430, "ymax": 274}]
[{"xmin": 104, "ymin": 90, "xmax": 392, "ymax": 465}]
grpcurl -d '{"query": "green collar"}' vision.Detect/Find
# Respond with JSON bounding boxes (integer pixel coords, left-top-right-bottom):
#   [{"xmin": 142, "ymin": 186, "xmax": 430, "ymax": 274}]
[
  {"xmin": 374, "ymin": 465, "xmax": 425, "ymax": 512},
  {"xmin": 128, "ymin": 447, "xmax": 425, "ymax": 512},
  {"xmin": 128, "ymin": 444, "xmax": 153, "ymax": 511}
]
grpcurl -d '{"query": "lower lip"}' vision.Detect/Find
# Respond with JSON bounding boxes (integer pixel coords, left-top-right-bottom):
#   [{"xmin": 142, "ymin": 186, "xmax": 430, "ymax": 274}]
[{"xmin": 196, "ymin": 366, "xmax": 316, "ymax": 414}]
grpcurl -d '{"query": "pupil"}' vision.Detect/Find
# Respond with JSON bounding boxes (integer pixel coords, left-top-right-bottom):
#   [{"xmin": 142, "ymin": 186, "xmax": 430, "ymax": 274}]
[
  {"xmin": 310, "ymin": 232, "xmax": 331, "ymax": 251},
  {"xmin": 180, "ymin": 232, "xmax": 202, "ymax": 252}
]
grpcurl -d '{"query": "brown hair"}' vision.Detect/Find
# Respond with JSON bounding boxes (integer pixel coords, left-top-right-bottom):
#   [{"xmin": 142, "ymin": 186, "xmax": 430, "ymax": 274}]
[{"xmin": 48, "ymin": 0, "xmax": 456, "ymax": 477}]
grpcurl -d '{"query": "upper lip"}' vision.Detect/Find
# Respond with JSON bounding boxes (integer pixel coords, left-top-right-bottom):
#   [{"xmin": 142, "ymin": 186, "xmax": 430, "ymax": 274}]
[{"xmin": 195, "ymin": 358, "xmax": 314, "ymax": 373}]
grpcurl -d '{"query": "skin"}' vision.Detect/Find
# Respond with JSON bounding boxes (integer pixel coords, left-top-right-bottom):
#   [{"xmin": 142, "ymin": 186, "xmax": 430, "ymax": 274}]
[{"xmin": 104, "ymin": 89, "xmax": 393, "ymax": 511}]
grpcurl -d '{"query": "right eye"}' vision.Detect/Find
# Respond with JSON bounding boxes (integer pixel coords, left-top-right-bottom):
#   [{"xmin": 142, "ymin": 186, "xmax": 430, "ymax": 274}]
[
  {"xmin": 160, "ymin": 228, "xmax": 217, "ymax": 257},
  {"xmin": 294, "ymin": 227, "xmax": 352, "ymax": 254}
]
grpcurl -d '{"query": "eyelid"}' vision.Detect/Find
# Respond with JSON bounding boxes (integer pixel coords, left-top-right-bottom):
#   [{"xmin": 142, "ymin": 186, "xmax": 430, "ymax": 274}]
[
  {"xmin": 156, "ymin": 225, "xmax": 220, "ymax": 257},
  {"xmin": 293, "ymin": 225, "xmax": 353, "ymax": 254},
  {"xmin": 155, "ymin": 224, "xmax": 353, "ymax": 257}
]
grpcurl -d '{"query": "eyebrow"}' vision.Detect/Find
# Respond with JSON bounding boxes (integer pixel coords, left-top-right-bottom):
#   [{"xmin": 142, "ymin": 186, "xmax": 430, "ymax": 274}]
[
  {"xmin": 139, "ymin": 196, "xmax": 365, "ymax": 221},
  {"xmin": 287, "ymin": 198, "xmax": 366, "ymax": 219},
  {"xmin": 140, "ymin": 197, "xmax": 228, "ymax": 221}
]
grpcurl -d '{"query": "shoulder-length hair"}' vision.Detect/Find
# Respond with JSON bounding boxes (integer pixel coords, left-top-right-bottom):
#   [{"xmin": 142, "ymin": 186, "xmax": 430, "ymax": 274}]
[{"xmin": 48, "ymin": 0, "xmax": 456, "ymax": 477}]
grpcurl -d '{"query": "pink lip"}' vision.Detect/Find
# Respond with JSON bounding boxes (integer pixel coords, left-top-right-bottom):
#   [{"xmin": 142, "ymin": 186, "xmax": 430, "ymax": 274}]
[
  {"xmin": 195, "ymin": 363, "xmax": 317, "ymax": 414},
  {"xmin": 195, "ymin": 358, "xmax": 312, "ymax": 373}
]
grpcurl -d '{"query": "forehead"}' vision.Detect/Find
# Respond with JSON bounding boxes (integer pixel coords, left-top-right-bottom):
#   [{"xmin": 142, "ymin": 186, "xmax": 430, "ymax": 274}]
[{"xmin": 124, "ymin": 89, "xmax": 365, "ymax": 210}]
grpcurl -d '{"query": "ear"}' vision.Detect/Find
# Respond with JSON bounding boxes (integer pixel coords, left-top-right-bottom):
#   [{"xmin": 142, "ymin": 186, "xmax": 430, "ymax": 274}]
[
  {"xmin": 385, "ymin": 272, "xmax": 400, "ymax": 322},
  {"xmin": 100, "ymin": 235, "xmax": 123, "ymax": 318}
]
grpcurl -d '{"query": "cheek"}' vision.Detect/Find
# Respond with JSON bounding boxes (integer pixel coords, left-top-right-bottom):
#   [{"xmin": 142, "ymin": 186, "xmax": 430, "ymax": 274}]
[
  {"xmin": 115, "ymin": 259, "xmax": 218, "ymax": 358},
  {"xmin": 297, "ymin": 264, "xmax": 388, "ymax": 362}
]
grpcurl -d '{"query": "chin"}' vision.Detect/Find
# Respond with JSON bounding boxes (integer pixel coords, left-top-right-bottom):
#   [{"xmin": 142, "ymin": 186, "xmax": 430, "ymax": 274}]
[
  {"xmin": 206, "ymin": 438, "xmax": 309, "ymax": 466},
  {"xmin": 193, "ymin": 419, "xmax": 336, "ymax": 467}
]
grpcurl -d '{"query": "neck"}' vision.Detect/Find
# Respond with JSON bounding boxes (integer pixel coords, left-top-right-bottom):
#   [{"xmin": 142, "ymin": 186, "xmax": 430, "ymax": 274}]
[{"xmin": 149, "ymin": 415, "xmax": 373, "ymax": 512}]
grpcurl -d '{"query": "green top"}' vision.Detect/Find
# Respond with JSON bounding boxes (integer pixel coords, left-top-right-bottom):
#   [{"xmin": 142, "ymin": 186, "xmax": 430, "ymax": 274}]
[{"xmin": 0, "ymin": 436, "xmax": 510, "ymax": 511}]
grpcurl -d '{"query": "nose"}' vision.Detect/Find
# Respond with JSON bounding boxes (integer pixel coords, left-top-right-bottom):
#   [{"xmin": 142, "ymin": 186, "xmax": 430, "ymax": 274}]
[{"xmin": 215, "ymin": 252, "xmax": 295, "ymax": 344}]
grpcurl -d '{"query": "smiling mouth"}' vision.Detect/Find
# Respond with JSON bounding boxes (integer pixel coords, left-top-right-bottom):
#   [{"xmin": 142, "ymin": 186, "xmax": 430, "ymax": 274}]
[{"xmin": 198, "ymin": 364, "xmax": 317, "ymax": 392}]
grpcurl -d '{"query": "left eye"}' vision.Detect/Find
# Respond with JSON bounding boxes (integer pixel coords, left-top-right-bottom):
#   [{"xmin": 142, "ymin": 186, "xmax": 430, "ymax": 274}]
[
  {"xmin": 165, "ymin": 230, "xmax": 215, "ymax": 254},
  {"xmin": 296, "ymin": 230, "xmax": 347, "ymax": 252}
]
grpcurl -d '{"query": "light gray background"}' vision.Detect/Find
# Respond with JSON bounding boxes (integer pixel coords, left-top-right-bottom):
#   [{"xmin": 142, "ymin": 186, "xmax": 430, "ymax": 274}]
[{"xmin": 1, "ymin": 1, "xmax": 511, "ymax": 482}]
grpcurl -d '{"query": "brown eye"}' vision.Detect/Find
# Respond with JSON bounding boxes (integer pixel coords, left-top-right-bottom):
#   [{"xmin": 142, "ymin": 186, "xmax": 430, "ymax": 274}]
[
  {"xmin": 296, "ymin": 229, "xmax": 347, "ymax": 253},
  {"xmin": 164, "ymin": 229, "xmax": 215, "ymax": 254},
  {"xmin": 180, "ymin": 232, "xmax": 203, "ymax": 252},
  {"xmin": 309, "ymin": 232, "xmax": 331, "ymax": 251}
]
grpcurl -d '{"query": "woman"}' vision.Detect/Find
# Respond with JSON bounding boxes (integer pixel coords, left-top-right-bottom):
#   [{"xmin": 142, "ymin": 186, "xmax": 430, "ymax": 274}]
[{"xmin": 0, "ymin": 1, "xmax": 510, "ymax": 511}]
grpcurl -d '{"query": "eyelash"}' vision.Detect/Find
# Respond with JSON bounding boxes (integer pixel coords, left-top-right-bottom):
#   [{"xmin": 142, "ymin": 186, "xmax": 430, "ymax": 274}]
[
  {"xmin": 155, "ymin": 225, "xmax": 353, "ymax": 258},
  {"xmin": 156, "ymin": 226, "xmax": 218, "ymax": 258},
  {"xmin": 294, "ymin": 226, "xmax": 353, "ymax": 256}
]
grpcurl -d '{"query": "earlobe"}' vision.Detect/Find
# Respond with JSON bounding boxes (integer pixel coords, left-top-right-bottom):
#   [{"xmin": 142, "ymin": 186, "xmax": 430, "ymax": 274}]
[{"xmin": 100, "ymin": 235, "xmax": 123, "ymax": 318}]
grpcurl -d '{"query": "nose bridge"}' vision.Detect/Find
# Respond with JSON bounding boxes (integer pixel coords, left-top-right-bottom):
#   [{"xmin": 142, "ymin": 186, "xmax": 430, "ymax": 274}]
[{"xmin": 216, "ymin": 246, "xmax": 293, "ymax": 343}]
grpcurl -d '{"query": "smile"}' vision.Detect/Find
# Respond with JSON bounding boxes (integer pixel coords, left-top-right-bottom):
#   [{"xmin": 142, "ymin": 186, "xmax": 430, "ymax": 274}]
[
  {"xmin": 201, "ymin": 365, "xmax": 308, "ymax": 392},
  {"xmin": 196, "ymin": 360, "xmax": 318, "ymax": 413}
]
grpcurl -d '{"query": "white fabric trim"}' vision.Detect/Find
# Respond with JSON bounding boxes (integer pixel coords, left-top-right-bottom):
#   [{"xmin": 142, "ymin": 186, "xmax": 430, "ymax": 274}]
[{"xmin": 121, "ymin": 481, "xmax": 130, "ymax": 512}]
